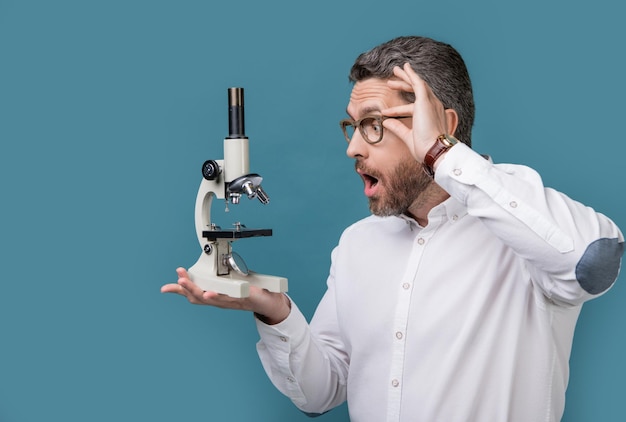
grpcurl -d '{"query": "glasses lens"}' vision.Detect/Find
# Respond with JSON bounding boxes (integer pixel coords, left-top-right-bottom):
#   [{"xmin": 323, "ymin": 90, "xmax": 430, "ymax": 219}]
[{"xmin": 360, "ymin": 117, "xmax": 383, "ymax": 144}]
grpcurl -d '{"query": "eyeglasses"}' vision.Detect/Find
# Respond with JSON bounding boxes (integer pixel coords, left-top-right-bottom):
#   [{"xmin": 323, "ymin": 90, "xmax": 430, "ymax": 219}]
[{"xmin": 339, "ymin": 115, "xmax": 412, "ymax": 144}]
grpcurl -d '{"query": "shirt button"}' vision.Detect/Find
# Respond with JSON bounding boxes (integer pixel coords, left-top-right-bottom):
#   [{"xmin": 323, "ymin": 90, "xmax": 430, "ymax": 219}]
[
  {"xmin": 279, "ymin": 336, "xmax": 288, "ymax": 342},
  {"xmin": 417, "ymin": 237, "xmax": 425, "ymax": 245},
  {"xmin": 286, "ymin": 376, "xmax": 295, "ymax": 383},
  {"xmin": 395, "ymin": 331, "xmax": 403, "ymax": 340},
  {"xmin": 451, "ymin": 214, "xmax": 458, "ymax": 221},
  {"xmin": 391, "ymin": 379, "xmax": 400, "ymax": 387},
  {"xmin": 453, "ymin": 168, "xmax": 462, "ymax": 176},
  {"xmin": 402, "ymin": 282, "xmax": 411, "ymax": 290},
  {"xmin": 509, "ymin": 201, "xmax": 518, "ymax": 208}
]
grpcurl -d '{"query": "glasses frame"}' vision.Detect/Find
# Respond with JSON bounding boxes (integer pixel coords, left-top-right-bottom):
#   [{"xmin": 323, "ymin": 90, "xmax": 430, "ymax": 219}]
[{"xmin": 339, "ymin": 115, "xmax": 412, "ymax": 144}]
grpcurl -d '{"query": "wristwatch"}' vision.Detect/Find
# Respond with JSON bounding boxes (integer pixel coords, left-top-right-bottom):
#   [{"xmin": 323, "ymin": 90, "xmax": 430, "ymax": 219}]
[{"xmin": 423, "ymin": 134, "xmax": 458, "ymax": 177}]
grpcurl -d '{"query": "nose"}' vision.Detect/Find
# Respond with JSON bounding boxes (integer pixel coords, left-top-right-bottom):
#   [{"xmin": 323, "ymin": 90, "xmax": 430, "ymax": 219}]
[{"xmin": 346, "ymin": 130, "xmax": 369, "ymax": 159}]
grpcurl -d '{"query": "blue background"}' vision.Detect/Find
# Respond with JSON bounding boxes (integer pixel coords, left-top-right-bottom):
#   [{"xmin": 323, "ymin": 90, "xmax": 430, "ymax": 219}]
[{"xmin": 1, "ymin": 0, "xmax": 624, "ymax": 421}]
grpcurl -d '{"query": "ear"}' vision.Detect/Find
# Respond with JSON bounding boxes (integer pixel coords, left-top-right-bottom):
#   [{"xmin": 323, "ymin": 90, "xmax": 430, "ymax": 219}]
[{"xmin": 444, "ymin": 108, "xmax": 459, "ymax": 137}]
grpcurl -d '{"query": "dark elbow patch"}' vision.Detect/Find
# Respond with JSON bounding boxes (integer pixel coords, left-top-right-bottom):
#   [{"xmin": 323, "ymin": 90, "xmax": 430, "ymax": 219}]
[
  {"xmin": 302, "ymin": 411, "xmax": 326, "ymax": 418},
  {"xmin": 576, "ymin": 238, "xmax": 624, "ymax": 294}
]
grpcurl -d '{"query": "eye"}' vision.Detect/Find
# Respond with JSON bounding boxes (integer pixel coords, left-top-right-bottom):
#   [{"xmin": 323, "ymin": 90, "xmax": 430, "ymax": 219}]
[{"xmin": 361, "ymin": 117, "xmax": 382, "ymax": 136}]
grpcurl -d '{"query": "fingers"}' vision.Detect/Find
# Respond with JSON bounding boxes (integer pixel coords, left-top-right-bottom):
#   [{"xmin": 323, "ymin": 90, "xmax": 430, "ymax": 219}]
[
  {"xmin": 162, "ymin": 267, "xmax": 250, "ymax": 309},
  {"xmin": 382, "ymin": 103, "xmax": 414, "ymax": 117},
  {"xmin": 383, "ymin": 63, "xmax": 450, "ymax": 160},
  {"xmin": 381, "ymin": 115, "xmax": 413, "ymax": 154},
  {"xmin": 386, "ymin": 78, "xmax": 413, "ymax": 94},
  {"xmin": 176, "ymin": 271, "xmax": 204, "ymax": 296},
  {"xmin": 161, "ymin": 283, "xmax": 180, "ymax": 294},
  {"xmin": 159, "ymin": 268, "xmax": 192, "ymax": 295},
  {"xmin": 161, "ymin": 267, "xmax": 207, "ymax": 305},
  {"xmin": 176, "ymin": 267, "xmax": 189, "ymax": 279},
  {"xmin": 389, "ymin": 63, "xmax": 430, "ymax": 99},
  {"xmin": 390, "ymin": 63, "xmax": 439, "ymax": 107}
]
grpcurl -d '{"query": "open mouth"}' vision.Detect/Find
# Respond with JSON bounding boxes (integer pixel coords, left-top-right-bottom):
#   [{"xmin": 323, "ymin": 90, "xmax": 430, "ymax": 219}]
[
  {"xmin": 355, "ymin": 160, "xmax": 382, "ymax": 197},
  {"xmin": 359, "ymin": 170, "xmax": 380, "ymax": 197},
  {"xmin": 363, "ymin": 173, "xmax": 378, "ymax": 188}
]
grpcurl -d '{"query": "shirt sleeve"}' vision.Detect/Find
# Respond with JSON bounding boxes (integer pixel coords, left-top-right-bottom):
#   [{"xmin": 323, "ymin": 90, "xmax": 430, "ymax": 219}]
[
  {"xmin": 435, "ymin": 143, "xmax": 624, "ymax": 306},
  {"xmin": 255, "ymin": 279, "xmax": 349, "ymax": 414}
]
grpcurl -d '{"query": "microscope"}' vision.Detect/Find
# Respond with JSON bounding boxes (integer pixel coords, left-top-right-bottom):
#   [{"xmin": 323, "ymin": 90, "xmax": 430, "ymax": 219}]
[{"xmin": 187, "ymin": 87, "xmax": 288, "ymax": 298}]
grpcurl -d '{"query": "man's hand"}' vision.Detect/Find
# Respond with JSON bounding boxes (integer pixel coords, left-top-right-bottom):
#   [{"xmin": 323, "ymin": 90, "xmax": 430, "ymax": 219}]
[
  {"xmin": 161, "ymin": 268, "xmax": 291, "ymax": 325},
  {"xmin": 382, "ymin": 63, "xmax": 458, "ymax": 164}
]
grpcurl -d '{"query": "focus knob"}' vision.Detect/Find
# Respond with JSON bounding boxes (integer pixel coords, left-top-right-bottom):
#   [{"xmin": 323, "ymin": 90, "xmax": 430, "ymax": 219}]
[{"xmin": 201, "ymin": 160, "xmax": 220, "ymax": 180}]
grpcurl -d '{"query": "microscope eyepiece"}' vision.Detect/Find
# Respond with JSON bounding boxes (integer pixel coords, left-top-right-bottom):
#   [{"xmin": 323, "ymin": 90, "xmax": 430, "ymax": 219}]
[{"xmin": 227, "ymin": 87, "xmax": 245, "ymax": 139}]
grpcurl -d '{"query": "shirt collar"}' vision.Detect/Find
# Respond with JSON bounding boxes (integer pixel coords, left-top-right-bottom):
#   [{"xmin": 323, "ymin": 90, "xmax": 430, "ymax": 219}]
[
  {"xmin": 431, "ymin": 196, "xmax": 467, "ymax": 223},
  {"xmin": 399, "ymin": 196, "xmax": 468, "ymax": 228}
]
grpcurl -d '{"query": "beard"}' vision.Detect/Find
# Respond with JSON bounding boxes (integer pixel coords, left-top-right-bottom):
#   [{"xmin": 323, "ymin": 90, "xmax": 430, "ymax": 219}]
[{"xmin": 356, "ymin": 157, "xmax": 433, "ymax": 217}]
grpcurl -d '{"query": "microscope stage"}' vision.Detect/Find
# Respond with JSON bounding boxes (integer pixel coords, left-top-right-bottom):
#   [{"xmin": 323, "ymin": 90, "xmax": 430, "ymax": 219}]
[{"xmin": 202, "ymin": 228, "xmax": 272, "ymax": 241}]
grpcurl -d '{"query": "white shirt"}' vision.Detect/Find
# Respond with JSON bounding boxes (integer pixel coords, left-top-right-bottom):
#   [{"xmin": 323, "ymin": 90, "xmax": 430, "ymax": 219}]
[{"xmin": 256, "ymin": 143, "xmax": 624, "ymax": 422}]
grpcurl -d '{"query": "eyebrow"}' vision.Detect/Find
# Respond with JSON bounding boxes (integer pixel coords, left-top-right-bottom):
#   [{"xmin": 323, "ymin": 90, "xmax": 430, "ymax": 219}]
[{"xmin": 345, "ymin": 106, "xmax": 382, "ymax": 119}]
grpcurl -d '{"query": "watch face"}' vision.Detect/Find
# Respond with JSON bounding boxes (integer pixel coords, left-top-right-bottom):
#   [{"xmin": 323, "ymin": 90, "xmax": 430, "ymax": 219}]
[{"xmin": 443, "ymin": 134, "xmax": 458, "ymax": 147}]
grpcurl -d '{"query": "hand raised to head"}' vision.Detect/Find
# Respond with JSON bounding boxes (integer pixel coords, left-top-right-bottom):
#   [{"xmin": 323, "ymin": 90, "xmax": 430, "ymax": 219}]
[{"xmin": 382, "ymin": 63, "xmax": 458, "ymax": 163}]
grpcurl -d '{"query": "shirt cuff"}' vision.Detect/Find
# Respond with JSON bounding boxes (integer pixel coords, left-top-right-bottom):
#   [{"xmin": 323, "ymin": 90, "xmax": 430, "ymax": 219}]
[
  {"xmin": 434, "ymin": 142, "xmax": 491, "ymax": 202},
  {"xmin": 255, "ymin": 297, "xmax": 309, "ymax": 350}
]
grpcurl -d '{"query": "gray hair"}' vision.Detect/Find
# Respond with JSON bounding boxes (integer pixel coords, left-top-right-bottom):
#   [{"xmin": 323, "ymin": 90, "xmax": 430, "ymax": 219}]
[{"xmin": 349, "ymin": 36, "xmax": 475, "ymax": 147}]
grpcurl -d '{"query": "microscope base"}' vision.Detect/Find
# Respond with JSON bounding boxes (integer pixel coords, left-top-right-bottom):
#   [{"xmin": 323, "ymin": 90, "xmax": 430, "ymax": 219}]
[{"xmin": 188, "ymin": 254, "xmax": 288, "ymax": 298}]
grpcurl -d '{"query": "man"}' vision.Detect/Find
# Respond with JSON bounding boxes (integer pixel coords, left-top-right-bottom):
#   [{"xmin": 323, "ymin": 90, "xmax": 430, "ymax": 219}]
[{"xmin": 161, "ymin": 36, "xmax": 624, "ymax": 421}]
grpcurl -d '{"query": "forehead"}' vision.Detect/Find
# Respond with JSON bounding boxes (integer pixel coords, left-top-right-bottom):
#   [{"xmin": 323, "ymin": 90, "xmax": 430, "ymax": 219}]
[{"xmin": 347, "ymin": 78, "xmax": 405, "ymax": 118}]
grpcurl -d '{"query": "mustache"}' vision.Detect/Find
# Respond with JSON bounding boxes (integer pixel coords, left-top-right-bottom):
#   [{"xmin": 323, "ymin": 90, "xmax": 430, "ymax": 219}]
[{"xmin": 354, "ymin": 159, "xmax": 382, "ymax": 180}]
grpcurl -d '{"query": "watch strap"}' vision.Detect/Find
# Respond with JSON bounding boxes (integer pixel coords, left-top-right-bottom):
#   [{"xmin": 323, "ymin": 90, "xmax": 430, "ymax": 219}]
[{"xmin": 423, "ymin": 134, "xmax": 458, "ymax": 177}]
